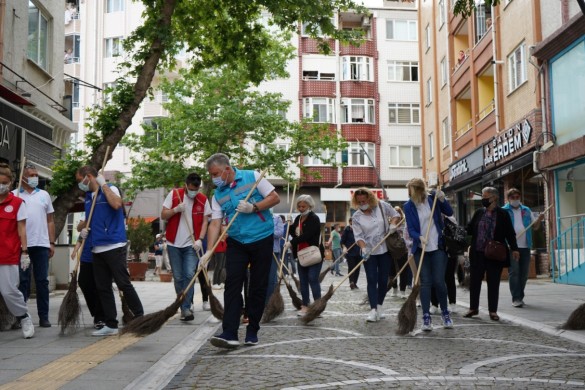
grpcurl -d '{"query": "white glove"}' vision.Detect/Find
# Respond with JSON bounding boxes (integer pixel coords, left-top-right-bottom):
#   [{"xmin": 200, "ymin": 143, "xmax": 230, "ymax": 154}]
[
  {"xmin": 199, "ymin": 250, "xmax": 213, "ymax": 267},
  {"xmin": 389, "ymin": 224, "xmax": 397, "ymax": 234},
  {"xmin": 80, "ymin": 228, "xmax": 89, "ymax": 239},
  {"xmin": 435, "ymin": 190, "xmax": 445, "ymax": 202},
  {"xmin": 283, "ymin": 241, "xmax": 292, "ymax": 251},
  {"xmin": 96, "ymin": 174, "xmax": 107, "ymax": 187},
  {"xmin": 419, "ymin": 236, "xmax": 428, "ymax": 246},
  {"xmin": 192, "ymin": 239, "xmax": 203, "ymax": 252},
  {"xmin": 173, "ymin": 202, "xmax": 186, "ymax": 213},
  {"xmin": 360, "ymin": 248, "xmax": 370, "ymax": 261},
  {"xmin": 21, "ymin": 254, "xmax": 30, "ymax": 271},
  {"xmin": 236, "ymin": 200, "xmax": 254, "ymax": 214},
  {"xmin": 342, "ymin": 248, "xmax": 348, "ymax": 255}
]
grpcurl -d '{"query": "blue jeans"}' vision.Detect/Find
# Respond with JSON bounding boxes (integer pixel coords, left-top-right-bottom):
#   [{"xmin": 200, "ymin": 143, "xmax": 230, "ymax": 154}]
[
  {"xmin": 298, "ymin": 261, "xmax": 322, "ymax": 306},
  {"xmin": 332, "ymin": 248, "xmax": 342, "ymax": 274},
  {"xmin": 283, "ymin": 252, "xmax": 296, "ymax": 275},
  {"xmin": 509, "ymin": 248, "xmax": 531, "ymax": 302},
  {"xmin": 364, "ymin": 252, "xmax": 391, "ymax": 309},
  {"xmin": 167, "ymin": 245, "xmax": 199, "ymax": 312},
  {"xmin": 415, "ymin": 249, "xmax": 448, "ymax": 314},
  {"xmin": 266, "ymin": 252, "xmax": 279, "ymax": 304},
  {"xmin": 19, "ymin": 246, "xmax": 50, "ymax": 321}
]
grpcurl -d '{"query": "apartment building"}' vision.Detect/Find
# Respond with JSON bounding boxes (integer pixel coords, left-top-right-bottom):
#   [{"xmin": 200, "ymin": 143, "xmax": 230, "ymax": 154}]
[{"xmin": 0, "ymin": 1, "xmax": 75, "ymax": 183}]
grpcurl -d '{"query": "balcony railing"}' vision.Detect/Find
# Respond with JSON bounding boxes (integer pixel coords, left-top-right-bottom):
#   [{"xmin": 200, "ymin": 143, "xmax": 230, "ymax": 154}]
[
  {"xmin": 455, "ymin": 119, "xmax": 472, "ymax": 139},
  {"xmin": 477, "ymin": 99, "xmax": 495, "ymax": 121}
]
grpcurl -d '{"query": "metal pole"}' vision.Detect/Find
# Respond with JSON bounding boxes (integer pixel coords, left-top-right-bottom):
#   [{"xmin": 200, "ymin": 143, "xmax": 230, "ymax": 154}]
[{"xmin": 355, "ymin": 138, "xmax": 388, "ymax": 201}]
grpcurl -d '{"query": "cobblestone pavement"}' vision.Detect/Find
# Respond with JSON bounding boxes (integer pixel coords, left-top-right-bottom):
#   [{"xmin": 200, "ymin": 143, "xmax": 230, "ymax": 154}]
[{"xmin": 165, "ymin": 267, "xmax": 585, "ymax": 390}]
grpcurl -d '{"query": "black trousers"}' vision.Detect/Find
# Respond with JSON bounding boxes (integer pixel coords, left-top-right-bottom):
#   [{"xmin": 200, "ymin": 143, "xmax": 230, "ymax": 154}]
[
  {"xmin": 346, "ymin": 255, "xmax": 361, "ymax": 286},
  {"xmin": 389, "ymin": 254, "xmax": 408, "ymax": 291},
  {"xmin": 78, "ymin": 261, "xmax": 105, "ymax": 324},
  {"xmin": 431, "ymin": 254, "xmax": 458, "ymax": 305},
  {"xmin": 469, "ymin": 251, "xmax": 504, "ymax": 312},
  {"xmin": 223, "ymin": 235, "xmax": 272, "ymax": 336},
  {"xmin": 93, "ymin": 246, "xmax": 144, "ymax": 328},
  {"xmin": 198, "ymin": 271, "xmax": 208, "ymax": 302}
]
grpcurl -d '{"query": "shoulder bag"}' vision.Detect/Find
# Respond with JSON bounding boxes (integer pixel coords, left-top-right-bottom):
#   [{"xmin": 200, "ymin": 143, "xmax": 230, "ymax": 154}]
[
  {"xmin": 296, "ymin": 217, "xmax": 323, "ymax": 267},
  {"xmin": 380, "ymin": 202, "xmax": 408, "ymax": 260},
  {"xmin": 485, "ymin": 240, "xmax": 507, "ymax": 261}
]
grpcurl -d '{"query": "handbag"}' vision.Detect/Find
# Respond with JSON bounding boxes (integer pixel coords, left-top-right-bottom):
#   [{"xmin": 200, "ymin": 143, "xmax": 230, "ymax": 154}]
[
  {"xmin": 380, "ymin": 202, "xmax": 408, "ymax": 259},
  {"xmin": 298, "ymin": 245, "xmax": 322, "ymax": 267},
  {"xmin": 485, "ymin": 240, "xmax": 507, "ymax": 261},
  {"xmin": 443, "ymin": 217, "xmax": 468, "ymax": 255}
]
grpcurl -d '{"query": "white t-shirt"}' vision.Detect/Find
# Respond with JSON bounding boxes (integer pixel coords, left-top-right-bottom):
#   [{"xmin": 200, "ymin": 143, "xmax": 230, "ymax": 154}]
[
  {"xmin": 91, "ymin": 185, "xmax": 128, "ymax": 254},
  {"xmin": 12, "ymin": 188, "xmax": 53, "ymax": 247},
  {"xmin": 17, "ymin": 201, "xmax": 27, "ymax": 221},
  {"xmin": 210, "ymin": 171, "xmax": 275, "ymax": 220},
  {"xmin": 163, "ymin": 191, "xmax": 212, "ymax": 248},
  {"xmin": 416, "ymin": 200, "xmax": 439, "ymax": 252},
  {"xmin": 512, "ymin": 207, "xmax": 533, "ymax": 249}
]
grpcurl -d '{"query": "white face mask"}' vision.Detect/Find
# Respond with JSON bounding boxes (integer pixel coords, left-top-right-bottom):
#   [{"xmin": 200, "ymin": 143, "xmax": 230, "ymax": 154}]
[
  {"xmin": 186, "ymin": 190, "xmax": 198, "ymax": 199},
  {"xmin": 27, "ymin": 177, "xmax": 39, "ymax": 188},
  {"xmin": 300, "ymin": 209, "xmax": 310, "ymax": 216},
  {"xmin": 0, "ymin": 183, "xmax": 9, "ymax": 194},
  {"xmin": 510, "ymin": 199, "xmax": 521, "ymax": 208},
  {"xmin": 359, "ymin": 204, "xmax": 369, "ymax": 211}
]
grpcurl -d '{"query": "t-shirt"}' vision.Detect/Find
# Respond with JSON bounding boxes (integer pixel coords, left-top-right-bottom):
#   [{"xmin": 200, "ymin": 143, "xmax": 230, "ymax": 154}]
[
  {"xmin": 512, "ymin": 207, "xmax": 533, "ymax": 249},
  {"xmin": 415, "ymin": 200, "xmax": 439, "ymax": 252},
  {"xmin": 12, "ymin": 188, "xmax": 53, "ymax": 247},
  {"xmin": 163, "ymin": 191, "xmax": 212, "ymax": 248},
  {"xmin": 330, "ymin": 230, "xmax": 341, "ymax": 250}
]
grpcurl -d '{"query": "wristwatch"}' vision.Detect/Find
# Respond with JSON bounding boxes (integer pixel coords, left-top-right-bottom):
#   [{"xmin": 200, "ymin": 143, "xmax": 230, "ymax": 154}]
[{"xmin": 253, "ymin": 204, "xmax": 259, "ymax": 213}]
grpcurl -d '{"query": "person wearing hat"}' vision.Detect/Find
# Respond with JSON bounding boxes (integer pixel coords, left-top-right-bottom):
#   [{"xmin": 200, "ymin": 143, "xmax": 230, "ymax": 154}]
[{"xmin": 153, "ymin": 233, "xmax": 164, "ymax": 276}]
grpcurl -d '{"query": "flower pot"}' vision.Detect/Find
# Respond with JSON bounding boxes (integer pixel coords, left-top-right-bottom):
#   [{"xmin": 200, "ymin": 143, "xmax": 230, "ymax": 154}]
[
  {"xmin": 159, "ymin": 272, "xmax": 173, "ymax": 282},
  {"xmin": 128, "ymin": 262, "xmax": 148, "ymax": 281}
]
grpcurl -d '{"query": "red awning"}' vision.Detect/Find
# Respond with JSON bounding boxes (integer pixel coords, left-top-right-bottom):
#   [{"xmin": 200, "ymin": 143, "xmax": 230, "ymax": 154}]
[{"xmin": 0, "ymin": 84, "xmax": 34, "ymax": 106}]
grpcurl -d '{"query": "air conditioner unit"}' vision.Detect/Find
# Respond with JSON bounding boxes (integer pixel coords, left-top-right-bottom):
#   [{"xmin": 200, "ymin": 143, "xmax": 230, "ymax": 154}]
[{"xmin": 361, "ymin": 16, "xmax": 371, "ymax": 27}]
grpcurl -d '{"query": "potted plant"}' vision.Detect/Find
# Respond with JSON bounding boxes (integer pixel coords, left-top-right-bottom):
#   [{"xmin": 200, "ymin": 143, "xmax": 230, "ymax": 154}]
[{"xmin": 126, "ymin": 217, "xmax": 153, "ymax": 281}]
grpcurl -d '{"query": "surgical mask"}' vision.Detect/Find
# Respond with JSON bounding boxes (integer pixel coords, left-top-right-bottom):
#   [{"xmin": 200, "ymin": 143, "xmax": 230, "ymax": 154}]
[
  {"xmin": 0, "ymin": 183, "xmax": 9, "ymax": 194},
  {"xmin": 359, "ymin": 204, "xmax": 369, "ymax": 211},
  {"xmin": 27, "ymin": 177, "xmax": 39, "ymax": 188},
  {"xmin": 510, "ymin": 199, "xmax": 521, "ymax": 208},
  {"xmin": 300, "ymin": 210, "xmax": 310, "ymax": 216},
  {"xmin": 78, "ymin": 176, "xmax": 90, "ymax": 192},
  {"xmin": 186, "ymin": 190, "xmax": 198, "ymax": 199},
  {"xmin": 212, "ymin": 168, "xmax": 227, "ymax": 188},
  {"xmin": 481, "ymin": 198, "xmax": 492, "ymax": 208}
]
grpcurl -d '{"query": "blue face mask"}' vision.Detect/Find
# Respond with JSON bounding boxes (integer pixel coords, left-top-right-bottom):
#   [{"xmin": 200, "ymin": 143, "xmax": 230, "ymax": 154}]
[
  {"xmin": 27, "ymin": 177, "xmax": 39, "ymax": 189},
  {"xmin": 78, "ymin": 176, "xmax": 90, "ymax": 192},
  {"xmin": 187, "ymin": 190, "xmax": 198, "ymax": 199},
  {"xmin": 212, "ymin": 168, "xmax": 227, "ymax": 188}
]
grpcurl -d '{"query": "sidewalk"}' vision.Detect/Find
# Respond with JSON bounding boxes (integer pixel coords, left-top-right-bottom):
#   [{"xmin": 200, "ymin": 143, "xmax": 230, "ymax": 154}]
[{"xmin": 457, "ymin": 277, "xmax": 585, "ymax": 345}]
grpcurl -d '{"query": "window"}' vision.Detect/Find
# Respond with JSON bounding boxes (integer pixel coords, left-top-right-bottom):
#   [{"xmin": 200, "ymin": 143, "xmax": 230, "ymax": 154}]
[
  {"xmin": 438, "ymin": 0, "xmax": 446, "ymax": 27},
  {"xmin": 302, "ymin": 71, "xmax": 335, "ymax": 80},
  {"xmin": 303, "ymin": 149, "xmax": 335, "ymax": 166},
  {"xmin": 428, "ymin": 132, "xmax": 435, "ymax": 159},
  {"xmin": 346, "ymin": 142, "xmax": 375, "ymax": 167},
  {"xmin": 387, "ymin": 61, "xmax": 418, "ymax": 82},
  {"xmin": 508, "ymin": 43, "xmax": 526, "ymax": 92},
  {"xmin": 72, "ymin": 82, "xmax": 80, "ymax": 108},
  {"xmin": 442, "ymin": 117, "xmax": 450, "ymax": 148},
  {"xmin": 425, "ymin": 24, "xmax": 431, "ymax": 51},
  {"xmin": 27, "ymin": 1, "xmax": 49, "ymax": 70},
  {"xmin": 142, "ymin": 117, "xmax": 164, "ymax": 148},
  {"xmin": 342, "ymin": 57, "xmax": 373, "ymax": 81},
  {"xmin": 157, "ymin": 91, "xmax": 169, "ymax": 103},
  {"xmin": 475, "ymin": 2, "xmax": 492, "ymax": 43},
  {"xmin": 426, "ymin": 78, "xmax": 432, "ymax": 105},
  {"xmin": 386, "ymin": 19, "xmax": 417, "ymax": 41},
  {"xmin": 440, "ymin": 57, "xmax": 447, "ymax": 87},
  {"xmin": 341, "ymin": 99, "xmax": 375, "ymax": 124},
  {"xmin": 389, "ymin": 146, "xmax": 422, "ymax": 167},
  {"xmin": 388, "ymin": 103, "xmax": 420, "ymax": 124},
  {"xmin": 303, "ymin": 98, "xmax": 335, "ymax": 123},
  {"xmin": 105, "ymin": 37, "xmax": 123, "ymax": 57},
  {"xmin": 106, "ymin": 0, "xmax": 125, "ymax": 13}
]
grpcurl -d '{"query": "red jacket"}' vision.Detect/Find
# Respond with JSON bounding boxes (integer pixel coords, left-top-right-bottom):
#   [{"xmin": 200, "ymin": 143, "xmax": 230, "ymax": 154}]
[
  {"xmin": 0, "ymin": 193, "xmax": 24, "ymax": 265},
  {"xmin": 165, "ymin": 189, "xmax": 207, "ymax": 244}
]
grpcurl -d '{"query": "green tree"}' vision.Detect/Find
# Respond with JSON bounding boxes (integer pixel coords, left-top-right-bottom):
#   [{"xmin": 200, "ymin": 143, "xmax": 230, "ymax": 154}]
[
  {"xmin": 48, "ymin": 0, "xmax": 367, "ymax": 236},
  {"xmin": 127, "ymin": 218, "xmax": 154, "ymax": 261},
  {"xmin": 453, "ymin": 0, "xmax": 500, "ymax": 17}
]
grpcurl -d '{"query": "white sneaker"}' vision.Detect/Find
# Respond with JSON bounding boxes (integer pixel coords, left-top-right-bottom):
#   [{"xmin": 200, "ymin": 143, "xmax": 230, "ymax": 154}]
[
  {"xmin": 202, "ymin": 301, "xmax": 211, "ymax": 311},
  {"xmin": 92, "ymin": 326, "xmax": 118, "ymax": 336},
  {"xmin": 366, "ymin": 309, "xmax": 378, "ymax": 322},
  {"xmin": 212, "ymin": 284, "xmax": 222, "ymax": 290},
  {"xmin": 512, "ymin": 300, "xmax": 524, "ymax": 307},
  {"xmin": 400, "ymin": 290, "xmax": 407, "ymax": 299},
  {"xmin": 21, "ymin": 314, "xmax": 34, "ymax": 339},
  {"xmin": 429, "ymin": 305, "xmax": 439, "ymax": 315},
  {"xmin": 390, "ymin": 287, "xmax": 398, "ymax": 297},
  {"xmin": 377, "ymin": 305, "xmax": 386, "ymax": 319}
]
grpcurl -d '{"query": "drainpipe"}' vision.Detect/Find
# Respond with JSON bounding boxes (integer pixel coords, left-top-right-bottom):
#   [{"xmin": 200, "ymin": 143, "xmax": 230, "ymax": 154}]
[
  {"xmin": 445, "ymin": 11, "xmax": 454, "ymax": 162},
  {"xmin": 335, "ymin": 12, "xmax": 343, "ymax": 189},
  {"xmin": 491, "ymin": 4, "xmax": 501, "ymax": 133}
]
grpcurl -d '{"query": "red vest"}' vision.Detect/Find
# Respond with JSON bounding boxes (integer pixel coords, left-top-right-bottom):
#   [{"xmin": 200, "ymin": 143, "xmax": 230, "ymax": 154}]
[
  {"xmin": 0, "ymin": 193, "xmax": 24, "ymax": 265},
  {"xmin": 165, "ymin": 189, "xmax": 207, "ymax": 244}
]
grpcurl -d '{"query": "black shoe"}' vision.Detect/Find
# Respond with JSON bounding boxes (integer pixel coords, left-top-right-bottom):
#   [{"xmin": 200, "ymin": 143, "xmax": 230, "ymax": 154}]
[
  {"xmin": 94, "ymin": 321, "xmax": 106, "ymax": 330},
  {"xmin": 39, "ymin": 319, "xmax": 52, "ymax": 328},
  {"xmin": 11, "ymin": 319, "xmax": 21, "ymax": 330}
]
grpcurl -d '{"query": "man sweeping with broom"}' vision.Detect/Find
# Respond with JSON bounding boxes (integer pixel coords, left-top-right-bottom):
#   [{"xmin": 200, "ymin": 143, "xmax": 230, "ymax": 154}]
[{"xmin": 200, "ymin": 153, "xmax": 279, "ymax": 349}]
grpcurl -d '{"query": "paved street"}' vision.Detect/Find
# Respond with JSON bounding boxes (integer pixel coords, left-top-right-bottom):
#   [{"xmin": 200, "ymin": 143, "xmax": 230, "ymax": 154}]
[{"xmin": 1, "ymin": 265, "xmax": 585, "ymax": 389}]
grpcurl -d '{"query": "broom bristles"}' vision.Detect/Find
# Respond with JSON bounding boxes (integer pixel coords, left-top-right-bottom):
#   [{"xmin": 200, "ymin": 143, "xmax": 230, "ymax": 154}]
[
  {"xmin": 318, "ymin": 265, "xmax": 332, "ymax": 283},
  {"xmin": 206, "ymin": 285, "xmax": 224, "ymax": 320},
  {"xmin": 120, "ymin": 298, "xmax": 182, "ymax": 337},
  {"xmin": 292, "ymin": 274, "xmax": 301, "ymax": 291},
  {"xmin": 396, "ymin": 284, "xmax": 420, "ymax": 335},
  {"xmin": 120, "ymin": 293, "xmax": 135, "ymax": 325},
  {"xmin": 285, "ymin": 280, "xmax": 303, "ymax": 310},
  {"xmin": 562, "ymin": 303, "xmax": 585, "ymax": 330},
  {"xmin": 262, "ymin": 284, "xmax": 285, "ymax": 323},
  {"xmin": 300, "ymin": 285, "xmax": 334, "ymax": 324},
  {"xmin": 57, "ymin": 272, "xmax": 81, "ymax": 334},
  {"xmin": 359, "ymin": 295, "xmax": 369, "ymax": 306}
]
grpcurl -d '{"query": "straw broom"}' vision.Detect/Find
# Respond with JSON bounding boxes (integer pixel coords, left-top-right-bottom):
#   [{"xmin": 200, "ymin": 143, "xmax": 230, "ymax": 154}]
[
  {"xmin": 120, "ymin": 170, "xmax": 267, "ymax": 336},
  {"xmin": 58, "ymin": 148, "xmax": 110, "ymax": 334},
  {"xmin": 396, "ymin": 186, "xmax": 441, "ymax": 336},
  {"xmin": 273, "ymin": 254, "xmax": 303, "ymax": 310},
  {"xmin": 318, "ymin": 242, "xmax": 357, "ymax": 283},
  {"xmin": 301, "ymin": 229, "xmax": 398, "ymax": 325},
  {"xmin": 263, "ymin": 185, "xmax": 296, "ymax": 323},
  {"xmin": 562, "ymin": 303, "xmax": 585, "ymax": 330}
]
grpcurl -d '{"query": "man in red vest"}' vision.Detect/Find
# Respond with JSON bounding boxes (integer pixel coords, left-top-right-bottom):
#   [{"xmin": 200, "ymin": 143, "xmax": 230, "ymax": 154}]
[{"xmin": 161, "ymin": 173, "xmax": 212, "ymax": 321}]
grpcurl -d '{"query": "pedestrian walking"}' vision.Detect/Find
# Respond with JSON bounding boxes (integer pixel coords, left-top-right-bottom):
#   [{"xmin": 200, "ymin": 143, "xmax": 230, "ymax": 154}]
[
  {"xmin": 161, "ymin": 173, "xmax": 212, "ymax": 320},
  {"xmin": 502, "ymin": 188, "xmax": 544, "ymax": 308},
  {"xmin": 351, "ymin": 188, "xmax": 400, "ymax": 322},
  {"xmin": 327, "ymin": 224, "xmax": 343, "ymax": 276},
  {"xmin": 0, "ymin": 163, "xmax": 34, "ymax": 339},
  {"xmin": 13, "ymin": 163, "xmax": 55, "ymax": 328},
  {"xmin": 464, "ymin": 187, "xmax": 519, "ymax": 321},
  {"xmin": 153, "ymin": 234, "xmax": 164, "ymax": 276},
  {"xmin": 76, "ymin": 166, "xmax": 144, "ymax": 336},
  {"xmin": 201, "ymin": 153, "xmax": 280, "ymax": 348},
  {"xmin": 341, "ymin": 218, "xmax": 361, "ymax": 289}
]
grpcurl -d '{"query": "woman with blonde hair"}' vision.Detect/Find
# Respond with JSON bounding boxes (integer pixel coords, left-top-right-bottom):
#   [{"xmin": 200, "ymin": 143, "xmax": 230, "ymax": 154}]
[
  {"xmin": 351, "ymin": 188, "xmax": 400, "ymax": 322},
  {"xmin": 404, "ymin": 178, "xmax": 454, "ymax": 331}
]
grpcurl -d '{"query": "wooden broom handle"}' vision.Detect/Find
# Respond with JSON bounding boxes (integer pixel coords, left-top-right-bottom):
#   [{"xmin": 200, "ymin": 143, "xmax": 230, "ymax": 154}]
[
  {"xmin": 278, "ymin": 184, "xmax": 296, "ymax": 278},
  {"xmin": 414, "ymin": 185, "xmax": 442, "ymax": 285},
  {"xmin": 516, "ymin": 204, "xmax": 553, "ymax": 238},
  {"xmin": 16, "ymin": 157, "xmax": 26, "ymax": 196}
]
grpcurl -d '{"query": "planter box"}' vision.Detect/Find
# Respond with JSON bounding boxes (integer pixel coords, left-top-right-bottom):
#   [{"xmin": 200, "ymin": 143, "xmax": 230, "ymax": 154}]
[
  {"xmin": 159, "ymin": 272, "xmax": 173, "ymax": 282},
  {"xmin": 128, "ymin": 262, "xmax": 148, "ymax": 281}
]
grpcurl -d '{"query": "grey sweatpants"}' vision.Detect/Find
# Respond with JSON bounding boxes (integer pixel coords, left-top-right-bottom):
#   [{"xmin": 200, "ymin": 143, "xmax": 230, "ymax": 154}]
[{"xmin": 0, "ymin": 264, "xmax": 28, "ymax": 317}]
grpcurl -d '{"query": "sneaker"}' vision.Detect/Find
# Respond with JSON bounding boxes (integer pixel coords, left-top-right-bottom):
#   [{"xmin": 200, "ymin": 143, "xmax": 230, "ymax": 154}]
[
  {"xmin": 39, "ymin": 318, "xmax": 52, "ymax": 328},
  {"xmin": 400, "ymin": 290, "xmax": 407, "ymax": 299},
  {"xmin": 448, "ymin": 304, "xmax": 457, "ymax": 314},
  {"xmin": 366, "ymin": 309, "xmax": 378, "ymax": 322},
  {"xmin": 377, "ymin": 305, "xmax": 386, "ymax": 320},
  {"xmin": 512, "ymin": 300, "xmax": 524, "ymax": 308},
  {"xmin": 94, "ymin": 321, "xmax": 105, "ymax": 330},
  {"xmin": 92, "ymin": 326, "xmax": 118, "ymax": 336},
  {"xmin": 202, "ymin": 301, "xmax": 211, "ymax": 311},
  {"xmin": 390, "ymin": 287, "xmax": 398, "ymax": 297},
  {"xmin": 429, "ymin": 305, "xmax": 439, "ymax": 315},
  {"xmin": 442, "ymin": 311, "xmax": 454, "ymax": 329},
  {"xmin": 180, "ymin": 309, "xmax": 194, "ymax": 321},
  {"xmin": 421, "ymin": 313, "xmax": 432, "ymax": 331},
  {"xmin": 21, "ymin": 314, "xmax": 34, "ymax": 339},
  {"xmin": 210, "ymin": 332, "xmax": 239, "ymax": 349},
  {"xmin": 296, "ymin": 309, "xmax": 307, "ymax": 317},
  {"xmin": 213, "ymin": 284, "xmax": 223, "ymax": 290},
  {"xmin": 244, "ymin": 331, "xmax": 258, "ymax": 346}
]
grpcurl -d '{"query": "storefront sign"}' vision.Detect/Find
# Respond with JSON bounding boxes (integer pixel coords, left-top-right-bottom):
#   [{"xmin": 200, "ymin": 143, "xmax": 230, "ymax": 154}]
[
  {"xmin": 321, "ymin": 187, "xmax": 409, "ymax": 202},
  {"xmin": 0, "ymin": 117, "xmax": 19, "ymax": 163},
  {"xmin": 448, "ymin": 146, "xmax": 484, "ymax": 186},
  {"xmin": 484, "ymin": 119, "xmax": 532, "ymax": 167}
]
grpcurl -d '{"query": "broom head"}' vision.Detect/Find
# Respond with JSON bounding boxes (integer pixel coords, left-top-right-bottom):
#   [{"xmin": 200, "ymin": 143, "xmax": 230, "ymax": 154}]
[
  {"xmin": 562, "ymin": 303, "xmax": 585, "ymax": 330},
  {"xmin": 262, "ymin": 284, "xmax": 285, "ymax": 323},
  {"xmin": 300, "ymin": 284, "xmax": 334, "ymax": 325},
  {"xmin": 285, "ymin": 280, "xmax": 303, "ymax": 310},
  {"xmin": 206, "ymin": 285, "xmax": 224, "ymax": 321},
  {"xmin": 120, "ymin": 297, "xmax": 182, "ymax": 336},
  {"xmin": 396, "ymin": 284, "xmax": 420, "ymax": 335},
  {"xmin": 58, "ymin": 271, "xmax": 81, "ymax": 335},
  {"xmin": 121, "ymin": 293, "xmax": 135, "ymax": 325}
]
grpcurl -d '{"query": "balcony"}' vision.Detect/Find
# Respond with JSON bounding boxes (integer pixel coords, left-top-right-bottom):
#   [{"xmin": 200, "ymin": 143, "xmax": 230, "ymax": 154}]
[
  {"xmin": 300, "ymin": 37, "xmax": 335, "ymax": 54},
  {"xmin": 476, "ymin": 101, "xmax": 496, "ymax": 144},
  {"xmin": 340, "ymin": 81, "xmax": 376, "ymax": 98},
  {"xmin": 339, "ymin": 40, "xmax": 376, "ymax": 57},
  {"xmin": 64, "ymin": 61, "xmax": 81, "ymax": 79},
  {"xmin": 341, "ymin": 124, "xmax": 377, "ymax": 143},
  {"xmin": 301, "ymin": 80, "xmax": 335, "ymax": 98},
  {"xmin": 301, "ymin": 167, "xmax": 338, "ymax": 185},
  {"xmin": 451, "ymin": 52, "xmax": 471, "ymax": 97},
  {"xmin": 342, "ymin": 167, "xmax": 378, "ymax": 186},
  {"xmin": 455, "ymin": 119, "xmax": 472, "ymax": 139}
]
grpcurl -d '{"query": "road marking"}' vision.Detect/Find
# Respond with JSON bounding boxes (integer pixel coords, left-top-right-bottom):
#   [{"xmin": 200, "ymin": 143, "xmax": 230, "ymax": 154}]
[
  {"xmin": 261, "ymin": 325, "xmax": 363, "ymax": 336},
  {"xmin": 460, "ymin": 353, "xmax": 585, "ymax": 375}
]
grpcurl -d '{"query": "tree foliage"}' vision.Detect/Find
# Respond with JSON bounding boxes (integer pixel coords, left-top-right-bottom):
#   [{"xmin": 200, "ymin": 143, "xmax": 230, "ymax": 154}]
[
  {"xmin": 453, "ymin": 0, "xmax": 500, "ymax": 17},
  {"xmin": 127, "ymin": 217, "xmax": 154, "ymax": 261}
]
